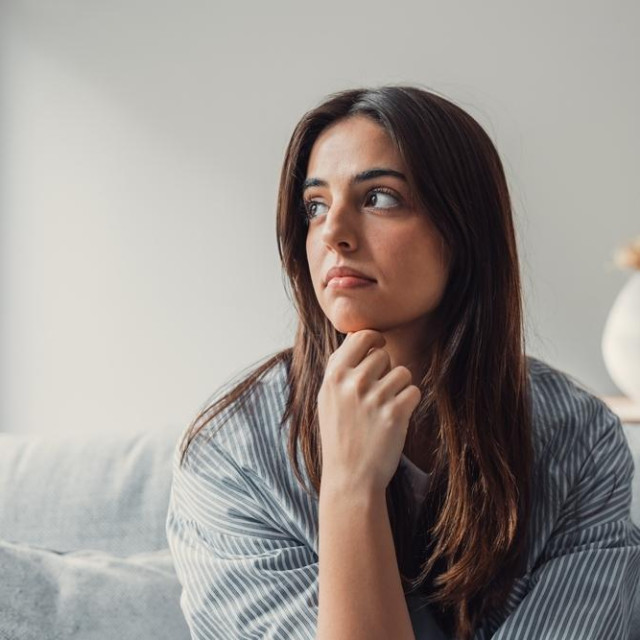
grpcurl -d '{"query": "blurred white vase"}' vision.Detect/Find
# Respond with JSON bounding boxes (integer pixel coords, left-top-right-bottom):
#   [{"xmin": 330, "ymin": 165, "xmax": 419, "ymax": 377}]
[{"xmin": 602, "ymin": 272, "xmax": 640, "ymax": 403}]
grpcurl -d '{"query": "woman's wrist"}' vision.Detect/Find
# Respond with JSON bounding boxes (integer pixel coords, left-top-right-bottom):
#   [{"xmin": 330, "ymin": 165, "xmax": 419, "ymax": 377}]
[{"xmin": 319, "ymin": 479, "xmax": 385, "ymax": 511}]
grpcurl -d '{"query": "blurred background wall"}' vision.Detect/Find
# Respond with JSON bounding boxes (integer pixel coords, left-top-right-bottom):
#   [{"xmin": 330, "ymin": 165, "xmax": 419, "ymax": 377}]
[{"xmin": 1, "ymin": 0, "xmax": 637, "ymax": 435}]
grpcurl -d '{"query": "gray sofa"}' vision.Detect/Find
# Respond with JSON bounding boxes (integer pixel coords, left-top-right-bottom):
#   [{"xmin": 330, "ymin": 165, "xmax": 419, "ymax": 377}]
[
  {"xmin": 1, "ymin": 423, "xmax": 639, "ymax": 639},
  {"xmin": 0, "ymin": 425, "xmax": 190, "ymax": 640}
]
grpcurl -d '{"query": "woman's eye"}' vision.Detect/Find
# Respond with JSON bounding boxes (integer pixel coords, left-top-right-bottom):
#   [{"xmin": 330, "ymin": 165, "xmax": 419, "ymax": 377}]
[
  {"xmin": 303, "ymin": 188, "xmax": 400, "ymax": 220},
  {"xmin": 303, "ymin": 200, "xmax": 328, "ymax": 219},
  {"xmin": 364, "ymin": 189, "xmax": 399, "ymax": 209}
]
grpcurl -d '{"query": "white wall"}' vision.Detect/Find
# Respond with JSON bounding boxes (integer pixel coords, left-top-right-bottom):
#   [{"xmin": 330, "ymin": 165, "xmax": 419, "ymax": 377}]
[{"xmin": 1, "ymin": 0, "xmax": 637, "ymax": 435}]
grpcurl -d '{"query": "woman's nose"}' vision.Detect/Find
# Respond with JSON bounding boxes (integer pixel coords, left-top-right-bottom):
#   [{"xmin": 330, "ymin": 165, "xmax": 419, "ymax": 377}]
[{"xmin": 320, "ymin": 198, "xmax": 358, "ymax": 251}]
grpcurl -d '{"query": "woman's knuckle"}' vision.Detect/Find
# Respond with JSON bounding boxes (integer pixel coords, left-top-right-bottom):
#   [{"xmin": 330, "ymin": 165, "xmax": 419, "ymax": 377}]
[
  {"xmin": 392, "ymin": 366, "xmax": 410, "ymax": 382},
  {"xmin": 379, "ymin": 403, "xmax": 397, "ymax": 424},
  {"xmin": 325, "ymin": 364, "xmax": 341, "ymax": 383},
  {"xmin": 352, "ymin": 373, "xmax": 368, "ymax": 394},
  {"xmin": 368, "ymin": 387, "xmax": 384, "ymax": 407}
]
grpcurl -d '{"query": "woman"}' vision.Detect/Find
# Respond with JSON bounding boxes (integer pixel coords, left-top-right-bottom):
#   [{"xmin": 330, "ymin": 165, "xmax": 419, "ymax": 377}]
[{"xmin": 166, "ymin": 85, "xmax": 640, "ymax": 639}]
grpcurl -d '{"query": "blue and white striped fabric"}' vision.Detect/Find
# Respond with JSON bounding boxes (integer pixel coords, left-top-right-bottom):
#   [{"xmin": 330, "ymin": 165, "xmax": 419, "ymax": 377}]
[{"xmin": 166, "ymin": 356, "xmax": 640, "ymax": 639}]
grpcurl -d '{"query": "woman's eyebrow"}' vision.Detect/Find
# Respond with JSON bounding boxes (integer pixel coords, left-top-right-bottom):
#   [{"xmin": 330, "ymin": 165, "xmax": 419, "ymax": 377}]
[{"xmin": 301, "ymin": 168, "xmax": 407, "ymax": 193}]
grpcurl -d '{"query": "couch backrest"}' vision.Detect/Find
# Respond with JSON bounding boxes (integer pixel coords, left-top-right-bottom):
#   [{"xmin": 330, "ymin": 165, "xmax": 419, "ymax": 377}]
[
  {"xmin": 1, "ymin": 423, "xmax": 639, "ymax": 555},
  {"xmin": 0, "ymin": 425, "xmax": 183, "ymax": 556}
]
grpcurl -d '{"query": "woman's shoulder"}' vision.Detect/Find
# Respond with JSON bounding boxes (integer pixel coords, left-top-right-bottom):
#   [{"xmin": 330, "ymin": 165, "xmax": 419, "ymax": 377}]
[
  {"xmin": 179, "ymin": 354, "xmax": 292, "ymax": 477},
  {"xmin": 525, "ymin": 355, "xmax": 622, "ymax": 466}
]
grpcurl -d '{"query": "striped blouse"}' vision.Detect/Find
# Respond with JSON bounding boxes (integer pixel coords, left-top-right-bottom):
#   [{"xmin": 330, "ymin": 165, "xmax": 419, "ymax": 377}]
[{"xmin": 166, "ymin": 355, "xmax": 640, "ymax": 639}]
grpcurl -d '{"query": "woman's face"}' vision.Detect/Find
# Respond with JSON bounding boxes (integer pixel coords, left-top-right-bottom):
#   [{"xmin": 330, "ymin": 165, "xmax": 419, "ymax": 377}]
[{"xmin": 304, "ymin": 114, "xmax": 450, "ymax": 339}]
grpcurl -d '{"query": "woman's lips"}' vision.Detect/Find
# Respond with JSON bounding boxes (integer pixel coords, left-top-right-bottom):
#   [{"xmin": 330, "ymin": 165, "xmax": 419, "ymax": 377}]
[
  {"xmin": 326, "ymin": 276, "xmax": 376, "ymax": 289},
  {"xmin": 324, "ymin": 265, "xmax": 375, "ymax": 284}
]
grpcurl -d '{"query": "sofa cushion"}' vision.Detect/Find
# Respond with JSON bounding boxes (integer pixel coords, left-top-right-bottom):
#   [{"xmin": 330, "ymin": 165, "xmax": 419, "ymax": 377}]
[
  {"xmin": 0, "ymin": 426, "xmax": 183, "ymax": 556},
  {"xmin": 0, "ymin": 539, "xmax": 190, "ymax": 640}
]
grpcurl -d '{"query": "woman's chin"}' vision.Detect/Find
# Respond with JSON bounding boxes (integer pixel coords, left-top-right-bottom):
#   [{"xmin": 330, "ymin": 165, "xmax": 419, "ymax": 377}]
[{"xmin": 331, "ymin": 320, "xmax": 381, "ymax": 335}]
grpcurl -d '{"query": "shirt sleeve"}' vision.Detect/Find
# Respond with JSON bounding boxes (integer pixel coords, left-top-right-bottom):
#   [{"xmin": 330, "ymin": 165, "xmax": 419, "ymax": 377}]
[
  {"xmin": 166, "ymin": 435, "xmax": 319, "ymax": 640},
  {"xmin": 488, "ymin": 403, "xmax": 640, "ymax": 639}
]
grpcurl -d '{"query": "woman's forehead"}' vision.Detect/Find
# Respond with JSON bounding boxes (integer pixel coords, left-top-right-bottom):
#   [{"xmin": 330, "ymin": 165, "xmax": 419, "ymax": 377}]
[{"xmin": 306, "ymin": 117, "xmax": 405, "ymax": 179}]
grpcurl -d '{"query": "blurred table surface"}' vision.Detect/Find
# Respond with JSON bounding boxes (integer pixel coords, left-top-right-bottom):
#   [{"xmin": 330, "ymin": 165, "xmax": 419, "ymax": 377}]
[{"xmin": 601, "ymin": 395, "xmax": 640, "ymax": 425}]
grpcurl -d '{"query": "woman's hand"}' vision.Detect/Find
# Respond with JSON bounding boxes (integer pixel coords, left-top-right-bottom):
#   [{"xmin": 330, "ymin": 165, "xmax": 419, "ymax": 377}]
[{"xmin": 318, "ymin": 329, "xmax": 422, "ymax": 495}]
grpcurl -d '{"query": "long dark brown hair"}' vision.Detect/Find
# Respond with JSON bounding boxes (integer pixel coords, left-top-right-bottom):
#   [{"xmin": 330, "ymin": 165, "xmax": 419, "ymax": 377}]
[{"xmin": 179, "ymin": 84, "xmax": 533, "ymax": 639}]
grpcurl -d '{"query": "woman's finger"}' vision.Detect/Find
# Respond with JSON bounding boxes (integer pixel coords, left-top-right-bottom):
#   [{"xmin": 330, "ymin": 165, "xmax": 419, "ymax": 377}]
[
  {"xmin": 373, "ymin": 366, "xmax": 415, "ymax": 402},
  {"xmin": 358, "ymin": 347, "xmax": 392, "ymax": 382},
  {"xmin": 394, "ymin": 383, "xmax": 422, "ymax": 420},
  {"xmin": 333, "ymin": 329, "xmax": 386, "ymax": 369}
]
